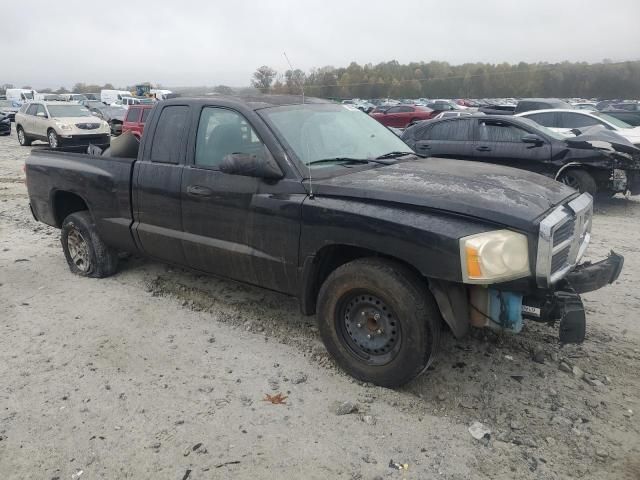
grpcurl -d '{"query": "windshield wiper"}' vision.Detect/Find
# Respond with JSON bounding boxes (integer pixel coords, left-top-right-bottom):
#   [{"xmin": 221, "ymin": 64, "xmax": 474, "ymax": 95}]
[
  {"xmin": 306, "ymin": 157, "xmax": 394, "ymax": 166},
  {"xmin": 375, "ymin": 151, "xmax": 415, "ymax": 160}
]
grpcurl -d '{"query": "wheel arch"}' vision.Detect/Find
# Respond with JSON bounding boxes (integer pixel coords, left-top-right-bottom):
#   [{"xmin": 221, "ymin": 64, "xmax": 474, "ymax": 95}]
[
  {"xmin": 51, "ymin": 190, "xmax": 92, "ymax": 228},
  {"xmin": 554, "ymin": 162, "xmax": 588, "ymax": 180},
  {"xmin": 299, "ymin": 243, "xmax": 467, "ymax": 338}
]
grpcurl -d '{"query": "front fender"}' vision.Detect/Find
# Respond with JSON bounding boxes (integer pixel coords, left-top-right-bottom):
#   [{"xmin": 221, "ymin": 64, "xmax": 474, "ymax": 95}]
[{"xmin": 300, "ymin": 196, "xmax": 497, "ymax": 283}]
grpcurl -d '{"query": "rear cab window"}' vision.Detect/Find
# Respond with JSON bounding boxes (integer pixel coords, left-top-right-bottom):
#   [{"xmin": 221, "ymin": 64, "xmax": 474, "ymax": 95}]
[{"xmin": 149, "ymin": 106, "xmax": 189, "ymax": 164}]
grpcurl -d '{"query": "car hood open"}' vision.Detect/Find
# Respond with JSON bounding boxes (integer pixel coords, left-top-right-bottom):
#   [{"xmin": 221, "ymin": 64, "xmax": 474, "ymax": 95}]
[{"xmin": 312, "ymin": 157, "xmax": 576, "ymax": 232}]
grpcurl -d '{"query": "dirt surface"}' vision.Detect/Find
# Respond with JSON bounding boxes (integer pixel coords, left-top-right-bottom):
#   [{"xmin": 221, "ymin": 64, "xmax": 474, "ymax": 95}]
[{"xmin": 1, "ymin": 126, "xmax": 639, "ymax": 480}]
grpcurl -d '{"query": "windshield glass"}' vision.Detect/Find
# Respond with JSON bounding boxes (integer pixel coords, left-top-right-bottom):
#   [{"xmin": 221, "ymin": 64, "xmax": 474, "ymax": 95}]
[
  {"xmin": 593, "ymin": 112, "xmax": 632, "ymax": 129},
  {"xmin": 47, "ymin": 105, "xmax": 92, "ymax": 118},
  {"xmin": 260, "ymin": 104, "xmax": 414, "ymax": 174}
]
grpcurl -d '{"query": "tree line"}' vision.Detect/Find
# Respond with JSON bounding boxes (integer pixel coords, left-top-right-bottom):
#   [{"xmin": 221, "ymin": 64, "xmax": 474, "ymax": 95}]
[{"xmin": 251, "ymin": 60, "xmax": 640, "ymax": 99}]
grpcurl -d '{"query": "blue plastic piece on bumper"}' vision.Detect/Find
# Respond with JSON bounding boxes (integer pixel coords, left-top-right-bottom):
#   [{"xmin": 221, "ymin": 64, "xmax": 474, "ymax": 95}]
[{"xmin": 488, "ymin": 289, "xmax": 523, "ymax": 333}]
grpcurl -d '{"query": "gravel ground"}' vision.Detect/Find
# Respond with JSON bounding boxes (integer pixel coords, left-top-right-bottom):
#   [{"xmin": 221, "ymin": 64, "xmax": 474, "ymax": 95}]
[{"xmin": 1, "ymin": 125, "xmax": 639, "ymax": 480}]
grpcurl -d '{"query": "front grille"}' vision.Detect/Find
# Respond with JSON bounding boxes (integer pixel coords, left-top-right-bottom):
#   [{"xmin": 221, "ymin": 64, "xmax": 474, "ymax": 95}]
[
  {"xmin": 75, "ymin": 123, "xmax": 100, "ymax": 130},
  {"xmin": 536, "ymin": 193, "xmax": 593, "ymax": 287},
  {"xmin": 552, "ymin": 218, "xmax": 575, "ymax": 247}
]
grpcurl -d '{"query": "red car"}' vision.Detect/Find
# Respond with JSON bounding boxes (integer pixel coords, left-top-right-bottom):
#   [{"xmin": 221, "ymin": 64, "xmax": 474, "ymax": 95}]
[
  {"xmin": 370, "ymin": 105, "xmax": 434, "ymax": 128},
  {"xmin": 122, "ymin": 104, "xmax": 154, "ymax": 138}
]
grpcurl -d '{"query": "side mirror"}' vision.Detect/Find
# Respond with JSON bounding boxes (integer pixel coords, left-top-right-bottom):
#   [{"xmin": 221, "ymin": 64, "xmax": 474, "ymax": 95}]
[
  {"xmin": 36, "ymin": 112, "xmax": 47, "ymax": 118},
  {"xmin": 219, "ymin": 148, "xmax": 283, "ymax": 180},
  {"xmin": 522, "ymin": 133, "xmax": 543, "ymax": 145}
]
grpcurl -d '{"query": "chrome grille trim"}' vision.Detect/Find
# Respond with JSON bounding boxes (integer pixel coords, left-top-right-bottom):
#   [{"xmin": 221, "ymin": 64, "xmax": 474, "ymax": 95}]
[{"xmin": 536, "ymin": 193, "xmax": 593, "ymax": 287}]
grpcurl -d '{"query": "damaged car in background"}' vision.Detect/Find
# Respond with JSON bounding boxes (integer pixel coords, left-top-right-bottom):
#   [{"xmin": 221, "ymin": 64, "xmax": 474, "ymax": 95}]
[
  {"xmin": 401, "ymin": 115, "xmax": 640, "ymax": 197},
  {"xmin": 25, "ymin": 96, "xmax": 623, "ymax": 387}
]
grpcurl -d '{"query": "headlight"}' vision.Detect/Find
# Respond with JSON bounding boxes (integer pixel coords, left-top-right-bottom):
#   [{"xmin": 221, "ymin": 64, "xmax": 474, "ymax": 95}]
[
  {"xmin": 460, "ymin": 230, "xmax": 530, "ymax": 283},
  {"xmin": 56, "ymin": 123, "xmax": 73, "ymax": 131}
]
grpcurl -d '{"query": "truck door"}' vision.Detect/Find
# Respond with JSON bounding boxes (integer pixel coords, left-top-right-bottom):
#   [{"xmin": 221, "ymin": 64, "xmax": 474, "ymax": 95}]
[
  {"xmin": 179, "ymin": 106, "xmax": 302, "ymax": 295},
  {"xmin": 132, "ymin": 104, "xmax": 190, "ymax": 265}
]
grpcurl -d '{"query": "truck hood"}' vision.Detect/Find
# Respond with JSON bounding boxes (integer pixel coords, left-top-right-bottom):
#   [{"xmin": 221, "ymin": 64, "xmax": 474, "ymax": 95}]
[{"xmin": 312, "ymin": 157, "xmax": 575, "ymax": 232}]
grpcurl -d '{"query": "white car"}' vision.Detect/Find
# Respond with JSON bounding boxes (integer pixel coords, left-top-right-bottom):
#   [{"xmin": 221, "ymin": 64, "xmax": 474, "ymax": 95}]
[
  {"xmin": 433, "ymin": 111, "xmax": 474, "ymax": 119},
  {"xmin": 515, "ymin": 109, "xmax": 640, "ymax": 146},
  {"xmin": 15, "ymin": 101, "xmax": 111, "ymax": 149}
]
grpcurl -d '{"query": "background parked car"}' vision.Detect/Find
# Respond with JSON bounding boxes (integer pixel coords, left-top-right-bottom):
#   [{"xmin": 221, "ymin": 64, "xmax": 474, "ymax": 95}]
[
  {"xmin": 100, "ymin": 89, "xmax": 133, "ymax": 105},
  {"xmin": 400, "ymin": 115, "xmax": 640, "ymax": 196},
  {"xmin": 602, "ymin": 110, "xmax": 640, "ymax": 127},
  {"xmin": 122, "ymin": 104, "xmax": 153, "ymax": 138},
  {"xmin": 0, "ymin": 112, "xmax": 11, "ymax": 135},
  {"xmin": 59, "ymin": 93, "xmax": 88, "ymax": 102},
  {"xmin": 432, "ymin": 111, "xmax": 474, "ymax": 119},
  {"xmin": 5, "ymin": 88, "xmax": 36, "ymax": 103},
  {"xmin": 478, "ymin": 103, "xmax": 516, "ymax": 115},
  {"xmin": 370, "ymin": 105, "xmax": 434, "ymax": 128},
  {"xmin": 0, "ymin": 99, "xmax": 20, "ymax": 121},
  {"xmin": 516, "ymin": 109, "xmax": 640, "ymax": 146},
  {"xmin": 81, "ymin": 101, "xmax": 127, "ymax": 135},
  {"xmin": 513, "ymin": 98, "xmax": 572, "ymax": 114},
  {"xmin": 15, "ymin": 101, "xmax": 110, "ymax": 149}
]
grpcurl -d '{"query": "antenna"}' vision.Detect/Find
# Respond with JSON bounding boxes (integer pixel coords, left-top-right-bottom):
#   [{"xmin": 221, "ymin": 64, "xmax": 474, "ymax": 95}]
[
  {"xmin": 283, "ymin": 51, "xmax": 313, "ymax": 198},
  {"xmin": 283, "ymin": 51, "xmax": 305, "ymax": 104}
]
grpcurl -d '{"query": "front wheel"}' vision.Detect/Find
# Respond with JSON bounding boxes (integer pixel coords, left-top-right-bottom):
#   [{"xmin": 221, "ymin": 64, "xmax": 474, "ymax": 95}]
[
  {"xmin": 61, "ymin": 211, "xmax": 118, "ymax": 278},
  {"xmin": 17, "ymin": 126, "xmax": 32, "ymax": 146},
  {"xmin": 317, "ymin": 258, "xmax": 442, "ymax": 387},
  {"xmin": 48, "ymin": 129, "xmax": 59, "ymax": 149},
  {"xmin": 559, "ymin": 169, "xmax": 597, "ymax": 196}
]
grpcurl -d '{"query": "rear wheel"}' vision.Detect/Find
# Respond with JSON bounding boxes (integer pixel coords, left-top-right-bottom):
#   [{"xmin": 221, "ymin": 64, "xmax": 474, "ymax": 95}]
[
  {"xmin": 47, "ymin": 129, "xmax": 59, "ymax": 149},
  {"xmin": 17, "ymin": 126, "xmax": 31, "ymax": 146},
  {"xmin": 559, "ymin": 169, "xmax": 597, "ymax": 196},
  {"xmin": 61, "ymin": 211, "xmax": 118, "ymax": 278},
  {"xmin": 317, "ymin": 258, "xmax": 441, "ymax": 387}
]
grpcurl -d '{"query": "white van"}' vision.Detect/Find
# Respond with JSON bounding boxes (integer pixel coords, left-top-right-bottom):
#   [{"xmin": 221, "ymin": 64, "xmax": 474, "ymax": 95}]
[
  {"xmin": 6, "ymin": 88, "xmax": 37, "ymax": 103},
  {"xmin": 150, "ymin": 89, "xmax": 172, "ymax": 100},
  {"xmin": 100, "ymin": 89, "xmax": 132, "ymax": 105}
]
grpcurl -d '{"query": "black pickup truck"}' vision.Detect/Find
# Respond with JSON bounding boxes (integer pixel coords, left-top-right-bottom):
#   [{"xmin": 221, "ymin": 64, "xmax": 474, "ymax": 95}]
[{"xmin": 25, "ymin": 96, "xmax": 624, "ymax": 387}]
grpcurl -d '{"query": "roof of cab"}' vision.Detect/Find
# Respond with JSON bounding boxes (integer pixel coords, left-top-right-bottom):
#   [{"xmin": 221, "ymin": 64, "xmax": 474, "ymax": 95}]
[{"xmin": 161, "ymin": 94, "xmax": 332, "ymax": 110}]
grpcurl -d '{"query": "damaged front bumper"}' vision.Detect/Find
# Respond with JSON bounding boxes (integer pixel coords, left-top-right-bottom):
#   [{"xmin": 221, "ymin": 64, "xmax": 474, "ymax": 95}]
[
  {"xmin": 467, "ymin": 252, "xmax": 624, "ymax": 344},
  {"xmin": 521, "ymin": 252, "xmax": 624, "ymax": 343}
]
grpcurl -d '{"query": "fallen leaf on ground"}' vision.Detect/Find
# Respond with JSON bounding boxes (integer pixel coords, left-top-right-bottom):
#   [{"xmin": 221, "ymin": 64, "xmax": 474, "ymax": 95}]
[{"xmin": 263, "ymin": 393, "xmax": 288, "ymax": 405}]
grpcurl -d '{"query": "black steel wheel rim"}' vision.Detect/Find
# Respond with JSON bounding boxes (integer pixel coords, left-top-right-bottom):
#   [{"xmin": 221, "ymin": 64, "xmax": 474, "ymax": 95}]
[{"xmin": 336, "ymin": 291, "xmax": 402, "ymax": 365}]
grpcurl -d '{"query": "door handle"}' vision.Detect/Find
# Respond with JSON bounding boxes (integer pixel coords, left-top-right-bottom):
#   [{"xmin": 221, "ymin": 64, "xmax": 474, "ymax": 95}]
[
  {"xmin": 186, "ymin": 185, "xmax": 213, "ymax": 197},
  {"xmin": 417, "ymin": 143, "xmax": 431, "ymax": 150},
  {"xmin": 476, "ymin": 146, "xmax": 492, "ymax": 152}
]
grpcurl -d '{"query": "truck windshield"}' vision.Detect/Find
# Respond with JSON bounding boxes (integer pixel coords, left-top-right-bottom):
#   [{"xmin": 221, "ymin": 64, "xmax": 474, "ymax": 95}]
[
  {"xmin": 47, "ymin": 105, "xmax": 92, "ymax": 118},
  {"xmin": 260, "ymin": 104, "xmax": 414, "ymax": 174}
]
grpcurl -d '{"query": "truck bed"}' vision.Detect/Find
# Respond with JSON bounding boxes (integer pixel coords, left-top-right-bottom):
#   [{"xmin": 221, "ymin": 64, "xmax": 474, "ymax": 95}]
[{"xmin": 26, "ymin": 148, "xmax": 139, "ymax": 253}]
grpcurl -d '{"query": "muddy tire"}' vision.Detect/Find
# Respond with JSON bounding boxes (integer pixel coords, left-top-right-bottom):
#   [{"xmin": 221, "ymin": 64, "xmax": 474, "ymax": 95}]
[
  {"xmin": 317, "ymin": 258, "xmax": 441, "ymax": 387},
  {"xmin": 61, "ymin": 211, "xmax": 118, "ymax": 278},
  {"xmin": 17, "ymin": 126, "xmax": 31, "ymax": 146},
  {"xmin": 559, "ymin": 169, "xmax": 597, "ymax": 196}
]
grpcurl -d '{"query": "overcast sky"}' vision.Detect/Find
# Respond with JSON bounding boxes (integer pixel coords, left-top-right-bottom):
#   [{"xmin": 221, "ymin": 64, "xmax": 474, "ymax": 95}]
[{"xmin": 4, "ymin": 0, "xmax": 639, "ymax": 89}]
